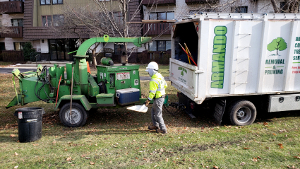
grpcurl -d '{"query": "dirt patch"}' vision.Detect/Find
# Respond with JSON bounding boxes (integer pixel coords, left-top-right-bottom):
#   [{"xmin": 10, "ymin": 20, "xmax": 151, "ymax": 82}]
[{"xmin": 43, "ymin": 112, "xmax": 60, "ymax": 125}]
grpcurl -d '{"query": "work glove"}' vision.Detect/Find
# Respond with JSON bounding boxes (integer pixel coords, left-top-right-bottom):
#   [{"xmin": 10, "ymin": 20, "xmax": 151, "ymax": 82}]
[{"xmin": 144, "ymin": 99, "xmax": 150, "ymax": 107}]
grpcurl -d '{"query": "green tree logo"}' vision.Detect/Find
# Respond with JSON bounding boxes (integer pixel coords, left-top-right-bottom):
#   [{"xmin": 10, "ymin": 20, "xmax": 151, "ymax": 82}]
[
  {"xmin": 267, "ymin": 37, "xmax": 287, "ymax": 56},
  {"xmin": 178, "ymin": 67, "xmax": 187, "ymax": 76}
]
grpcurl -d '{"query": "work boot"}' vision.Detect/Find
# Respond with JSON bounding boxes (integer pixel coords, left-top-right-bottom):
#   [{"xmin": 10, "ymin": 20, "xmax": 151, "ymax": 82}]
[
  {"xmin": 148, "ymin": 125, "xmax": 159, "ymax": 130},
  {"xmin": 156, "ymin": 129, "xmax": 167, "ymax": 134}
]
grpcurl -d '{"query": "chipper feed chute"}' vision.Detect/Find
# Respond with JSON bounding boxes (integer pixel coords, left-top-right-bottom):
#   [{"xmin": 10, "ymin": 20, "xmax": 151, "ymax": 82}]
[{"xmin": 127, "ymin": 104, "xmax": 148, "ymax": 113}]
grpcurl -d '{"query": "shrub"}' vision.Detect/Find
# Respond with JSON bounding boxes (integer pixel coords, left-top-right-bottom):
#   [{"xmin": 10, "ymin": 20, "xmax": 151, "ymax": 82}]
[{"xmin": 23, "ymin": 42, "xmax": 36, "ymax": 61}]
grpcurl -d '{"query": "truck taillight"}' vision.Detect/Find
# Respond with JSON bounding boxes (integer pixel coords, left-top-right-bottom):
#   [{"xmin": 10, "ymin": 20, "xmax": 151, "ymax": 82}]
[{"xmin": 190, "ymin": 102, "xmax": 195, "ymax": 110}]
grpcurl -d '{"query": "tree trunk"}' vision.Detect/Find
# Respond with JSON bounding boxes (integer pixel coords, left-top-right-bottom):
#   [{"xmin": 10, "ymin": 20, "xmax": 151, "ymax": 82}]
[
  {"xmin": 91, "ymin": 43, "xmax": 100, "ymax": 69},
  {"xmin": 288, "ymin": 0, "xmax": 299, "ymax": 13},
  {"xmin": 279, "ymin": 0, "xmax": 299, "ymax": 13},
  {"xmin": 271, "ymin": 0, "xmax": 280, "ymax": 13},
  {"xmin": 92, "ymin": 48, "xmax": 97, "ymax": 69}
]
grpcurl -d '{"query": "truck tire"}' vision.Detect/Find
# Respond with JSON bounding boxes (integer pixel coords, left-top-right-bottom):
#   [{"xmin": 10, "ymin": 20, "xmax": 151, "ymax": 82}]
[
  {"xmin": 59, "ymin": 103, "xmax": 88, "ymax": 127},
  {"xmin": 228, "ymin": 100, "xmax": 256, "ymax": 126}
]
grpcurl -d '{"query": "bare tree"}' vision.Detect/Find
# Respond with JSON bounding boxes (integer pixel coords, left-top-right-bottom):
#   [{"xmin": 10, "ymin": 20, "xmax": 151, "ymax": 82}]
[
  {"xmin": 271, "ymin": 0, "xmax": 299, "ymax": 13},
  {"xmin": 51, "ymin": 0, "xmax": 144, "ymax": 68}
]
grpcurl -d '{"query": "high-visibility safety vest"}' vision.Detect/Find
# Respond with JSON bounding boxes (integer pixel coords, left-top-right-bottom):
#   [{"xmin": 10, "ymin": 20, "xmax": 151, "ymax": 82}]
[{"xmin": 148, "ymin": 72, "xmax": 167, "ymax": 100}]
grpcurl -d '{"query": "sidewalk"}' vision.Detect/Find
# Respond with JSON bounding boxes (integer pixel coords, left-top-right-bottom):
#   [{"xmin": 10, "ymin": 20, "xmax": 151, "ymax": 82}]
[{"xmin": 7, "ymin": 61, "xmax": 72, "ymax": 69}]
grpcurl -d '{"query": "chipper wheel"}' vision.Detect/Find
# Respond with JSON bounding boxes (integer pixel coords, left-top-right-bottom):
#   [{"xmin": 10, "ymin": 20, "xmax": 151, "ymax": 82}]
[{"xmin": 59, "ymin": 103, "xmax": 88, "ymax": 127}]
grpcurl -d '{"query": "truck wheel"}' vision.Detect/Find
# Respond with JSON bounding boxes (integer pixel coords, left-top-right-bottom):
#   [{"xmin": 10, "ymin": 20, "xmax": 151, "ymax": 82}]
[
  {"xmin": 59, "ymin": 103, "xmax": 88, "ymax": 127},
  {"xmin": 228, "ymin": 100, "xmax": 256, "ymax": 126}
]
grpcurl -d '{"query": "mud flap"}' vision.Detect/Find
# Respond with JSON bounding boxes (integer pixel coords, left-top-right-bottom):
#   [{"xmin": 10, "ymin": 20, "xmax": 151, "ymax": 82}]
[{"xmin": 213, "ymin": 99, "xmax": 226, "ymax": 125}]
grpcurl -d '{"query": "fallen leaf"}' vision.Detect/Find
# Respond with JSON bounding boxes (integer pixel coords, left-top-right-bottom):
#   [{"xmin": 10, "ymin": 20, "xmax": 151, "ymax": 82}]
[
  {"xmin": 160, "ymin": 148, "xmax": 164, "ymax": 152},
  {"xmin": 294, "ymin": 156, "xmax": 300, "ymax": 159},
  {"xmin": 257, "ymin": 156, "xmax": 261, "ymax": 159},
  {"xmin": 66, "ymin": 157, "xmax": 72, "ymax": 161},
  {"xmin": 240, "ymin": 162, "xmax": 246, "ymax": 166},
  {"xmin": 14, "ymin": 166, "xmax": 18, "ymax": 169},
  {"xmin": 213, "ymin": 166, "xmax": 219, "ymax": 169},
  {"xmin": 52, "ymin": 140, "xmax": 57, "ymax": 144},
  {"xmin": 90, "ymin": 162, "xmax": 95, "ymax": 165},
  {"xmin": 14, "ymin": 152, "xmax": 18, "ymax": 156},
  {"xmin": 252, "ymin": 158, "xmax": 258, "ymax": 162},
  {"xmin": 263, "ymin": 122, "xmax": 268, "ymax": 126},
  {"xmin": 243, "ymin": 147, "xmax": 250, "ymax": 150},
  {"xmin": 272, "ymin": 133, "xmax": 276, "ymax": 136},
  {"xmin": 165, "ymin": 158, "xmax": 168, "ymax": 162},
  {"xmin": 278, "ymin": 144, "xmax": 284, "ymax": 149},
  {"xmin": 10, "ymin": 134, "xmax": 16, "ymax": 138}
]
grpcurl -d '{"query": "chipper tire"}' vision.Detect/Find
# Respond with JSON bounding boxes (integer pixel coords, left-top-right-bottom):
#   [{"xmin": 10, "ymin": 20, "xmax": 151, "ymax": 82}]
[
  {"xmin": 59, "ymin": 103, "xmax": 88, "ymax": 127},
  {"xmin": 228, "ymin": 100, "xmax": 257, "ymax": 126}
]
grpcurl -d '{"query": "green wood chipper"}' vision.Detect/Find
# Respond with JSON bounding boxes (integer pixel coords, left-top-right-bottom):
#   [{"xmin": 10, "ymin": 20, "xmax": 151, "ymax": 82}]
[{"xmin": 6, "ymin": 35, "xmax": 152, "ymax": 127}]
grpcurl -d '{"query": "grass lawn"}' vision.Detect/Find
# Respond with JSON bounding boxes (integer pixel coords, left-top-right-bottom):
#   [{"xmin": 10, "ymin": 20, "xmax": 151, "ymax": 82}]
[
  {"xmin": 0, "ymin": 66, "xmax": 300, "ymax": 168},
  {"xmin": 0, "ymin": 61, "xmax": 18, "ymax": 67}
]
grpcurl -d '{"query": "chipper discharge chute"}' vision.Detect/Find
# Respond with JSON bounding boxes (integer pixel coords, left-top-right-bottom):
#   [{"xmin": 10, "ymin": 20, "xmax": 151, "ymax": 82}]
[{"xmin": 7, "ymin": 35, "xmax": 151, "ymax": 127}]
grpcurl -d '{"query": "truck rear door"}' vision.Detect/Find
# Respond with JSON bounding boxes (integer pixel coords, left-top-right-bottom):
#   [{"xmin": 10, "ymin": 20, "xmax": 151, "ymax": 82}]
[
  {"xmin": 170, "ymin": 21, "xmax": 201, "ymax": 103},
  {"xmin": 169, "ymin": 58, "xmax": 199, "ymax": 101}
]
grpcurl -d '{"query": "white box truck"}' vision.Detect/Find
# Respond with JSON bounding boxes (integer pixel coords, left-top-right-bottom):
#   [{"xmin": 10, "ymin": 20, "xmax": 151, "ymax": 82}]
[{"xmin": 170, "ymin": 13, "xmax": 300, "ymax": 126}]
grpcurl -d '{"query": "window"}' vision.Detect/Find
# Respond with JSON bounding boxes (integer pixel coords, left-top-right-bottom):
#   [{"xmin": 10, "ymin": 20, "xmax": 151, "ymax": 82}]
[
  {"xmin": 40, "ymin": 0, "xmax": 63, "ymax": 5},
  {"xmin": 49, "ymin": 39, "xmax": 76, "ymax": 60},
  {"xmin": 53, "ymin": 0, "xmax": 63, "ymax": 4},
  {"xmin": 42, "ymin": 16, "xmax": 52, "ymax": 27},
  {"xmin": 40, "ymin": 0, "xmax": 51, "ymax": 5},
  {"xmin": 149, "ymin": 40, "xmax": 171, "ymax": 51},
  {"xmin": 42, "ymin": 15, "xmax": 64, "ymax": 27},
  {"xmin": 14, "ymin": 42, "xmax": 26, "ymax": 51},
  {"xmin": 53, "ymin": 15, "xmax": 64, "ymax": 26},
  {"xmin": 114, "ymin": 43, "xmax": 125, "ymax": 55},
  {"xmin": 166, "ymin": 41, "xmax": 171, "ymax": 51},
  {"xmin": 11, "ymin": 19, "xmax": 23, "ymax": 27},
  {"xmin": 112, "ymin": 12, "xmax": 123, "ymax": 25},
  {"xmin": 189, "ymin": 9, "xmax": 213, "ymax": 15},
  {"xmin": 232, "ymin": 6, "xmax": 248, "ymax": 13},
  {"xmin": 149, "ymin": 12, "xmax": 174, "ymax": 20},
  {"xmin": 157, "ymin": 41, "xmax": 165, "ymax": 51},
  {"xmin": 149, "ymin": 41, "xmax": 157, "ymax": 51}
]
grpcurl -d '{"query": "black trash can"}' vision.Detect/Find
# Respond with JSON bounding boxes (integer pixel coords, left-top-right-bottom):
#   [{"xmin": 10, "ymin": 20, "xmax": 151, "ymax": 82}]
[{"xmin": 14, "ymin": 107, "xmax": 45, "ymax": 143}]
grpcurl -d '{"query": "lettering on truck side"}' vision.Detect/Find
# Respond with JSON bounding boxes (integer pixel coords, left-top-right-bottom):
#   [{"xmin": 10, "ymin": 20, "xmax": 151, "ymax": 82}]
[{"xmin": 211, "ymin": 26, "xmax": 227, "ymax": 89}]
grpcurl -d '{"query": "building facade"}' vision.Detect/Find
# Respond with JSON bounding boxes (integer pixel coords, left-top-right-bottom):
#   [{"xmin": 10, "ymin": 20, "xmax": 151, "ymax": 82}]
[
  {"xmin": 1, "ymin": 0, "xmax": 144, "ymax": 62},
  {"xmin": 0, "ymin": 0, "xmax": 299, "ymax": 62},
  {"xmin": 23, "ymin": 0, "xmax": 144, "ymax": 61},
  {"xmin": 142, "ymin": 0, "xmax": 299, "ymax": 54},
  {"xmin": 0, "ymin": 0, "xmax": 27, "ymax": 61}
]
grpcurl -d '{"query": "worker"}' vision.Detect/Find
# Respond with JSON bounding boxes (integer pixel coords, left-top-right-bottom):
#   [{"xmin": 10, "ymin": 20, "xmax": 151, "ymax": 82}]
[{"xmin": 144, "ymin": 61, "xmax": 168, "ymax": 134}]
